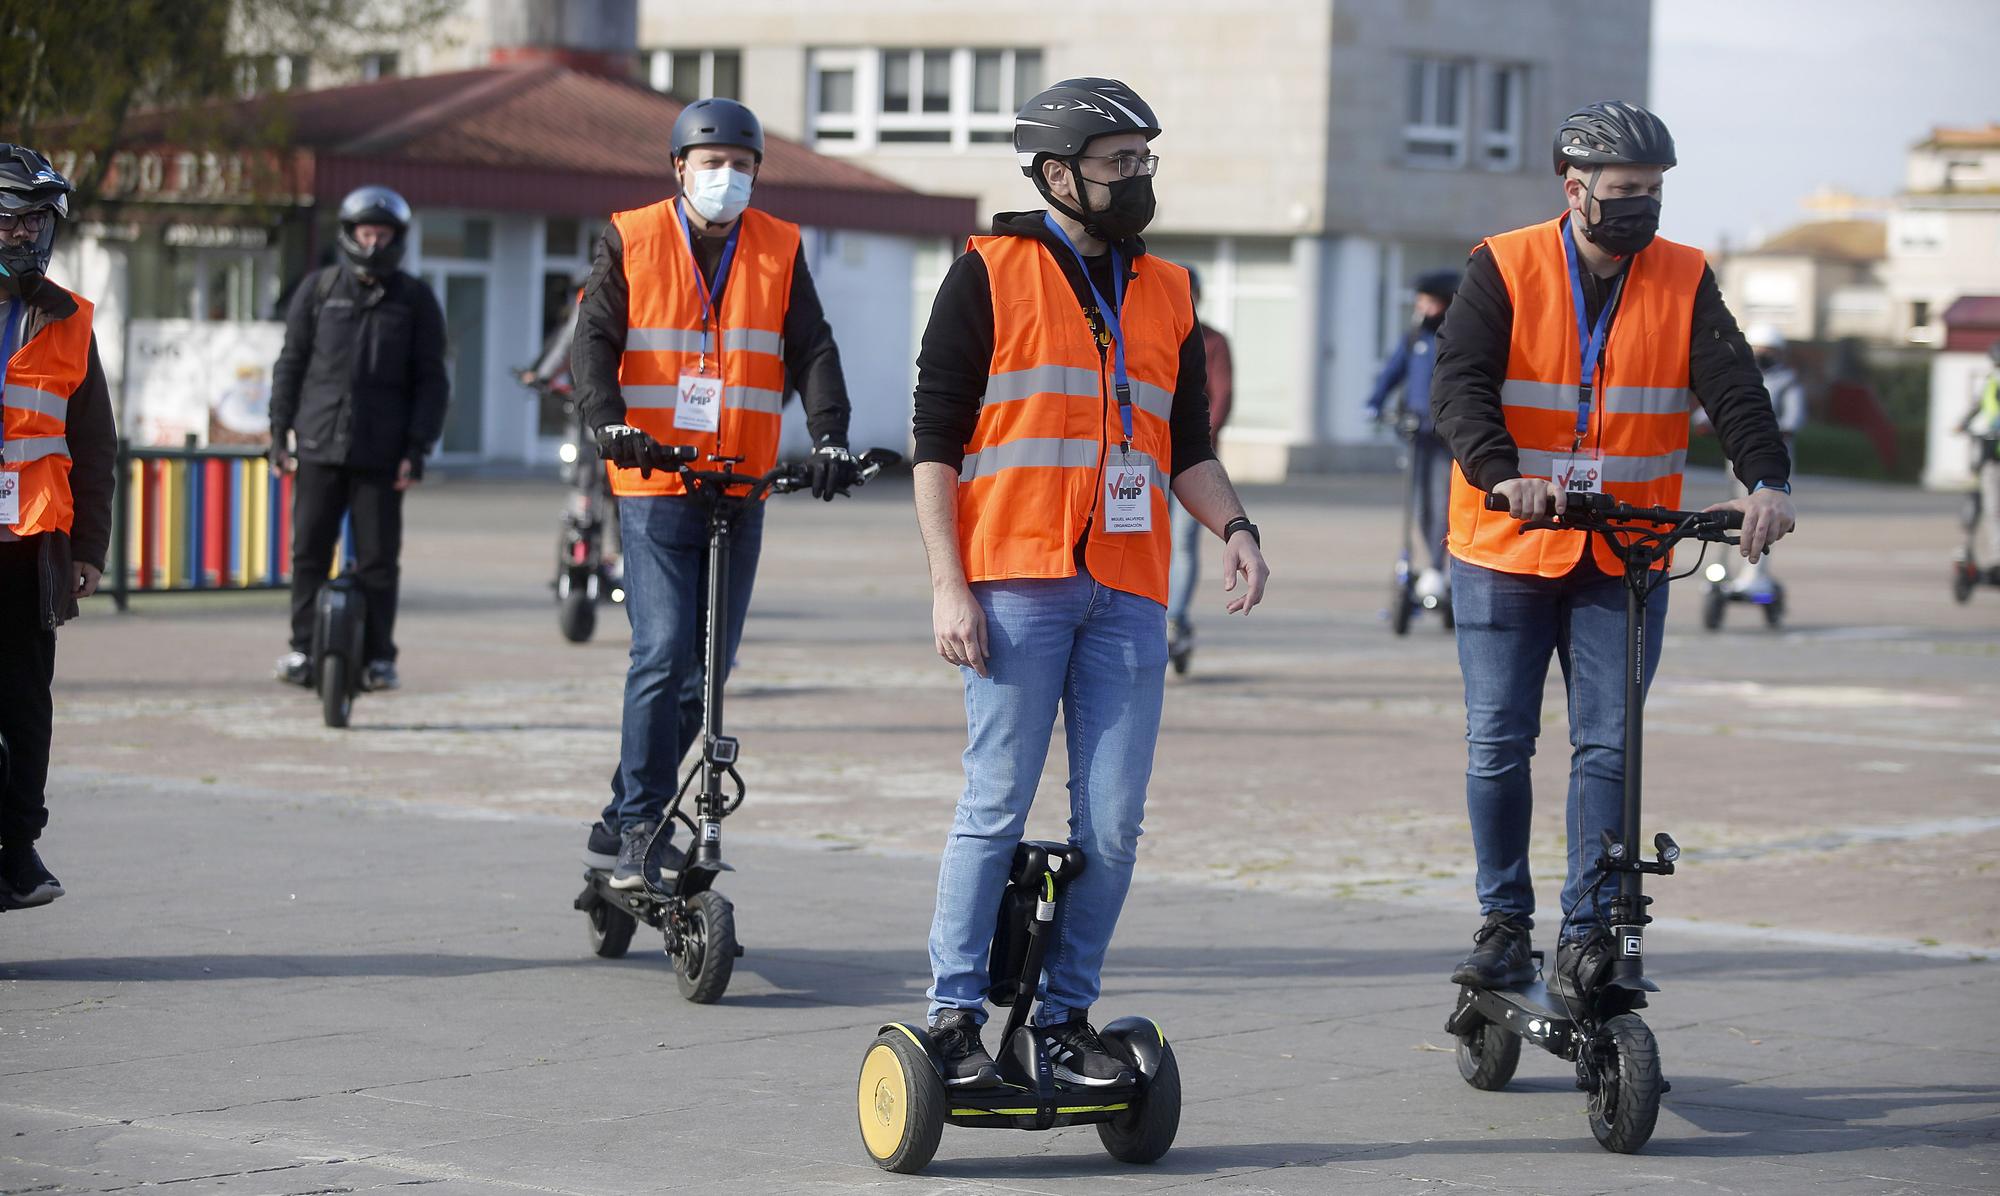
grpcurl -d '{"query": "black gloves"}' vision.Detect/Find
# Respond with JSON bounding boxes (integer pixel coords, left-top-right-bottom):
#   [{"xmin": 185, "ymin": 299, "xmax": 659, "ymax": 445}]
[
  {"xmin": 595, "ymin": 423, "xmax": 680, "ymax": 478},
  {"xmin": 807, "ymin": 440, "xmax": 861, "ymax": 501}
]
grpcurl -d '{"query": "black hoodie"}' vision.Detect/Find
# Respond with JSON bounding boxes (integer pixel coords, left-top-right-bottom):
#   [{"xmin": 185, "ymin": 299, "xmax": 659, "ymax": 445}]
[{"xmin": 911, "ymin": 211, "xmax": 1215, "ymax": 477}]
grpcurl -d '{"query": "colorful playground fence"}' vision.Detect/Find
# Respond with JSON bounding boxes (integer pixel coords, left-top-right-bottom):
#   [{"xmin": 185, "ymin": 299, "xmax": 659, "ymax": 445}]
[{"xmin": 110, "ymin": 438, "xmax": 298, "ymax": 610}]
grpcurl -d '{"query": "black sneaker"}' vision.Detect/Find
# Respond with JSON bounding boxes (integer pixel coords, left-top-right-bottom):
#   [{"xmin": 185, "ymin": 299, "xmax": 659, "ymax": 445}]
[
  {"xmin": 583, "ymin": 821, "xmax": 619, "ymax": 871},
  {"xmin": 1450, "ymin": 913, "xmax": 1535, "ymax": 989},
  {"xmin": 274, "ymin": 651, "xmax": 312, "ymax": 687},
  {"xmin": 0, "ymin": 844, "xmax": 64, "ymax": 909},
  {"xmin": 929, "ymin": 1009, "xmax": 1000, "ymax": 1088},
  {"xmin": 1042, "ymin": 1014, "xmax": 1134, "ymax": 1088},
  {"xmin": 362, "ymin": 660, "xmax": 400, "ymax": 691},
  {"xmin": 609, "ymin": 822, "xmax": 658, "ymax": 891},
  {"xmin": 1548, "ymin": 932, "xmax": 1613, "ymax": 1003}
]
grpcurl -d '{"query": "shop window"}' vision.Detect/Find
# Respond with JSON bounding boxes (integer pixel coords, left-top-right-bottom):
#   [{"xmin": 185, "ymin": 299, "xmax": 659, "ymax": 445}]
[
  {"xmin": 808, "ymin": 46, "xmax": 1043, "ymax": 152},
  {"xmin": 1480, "ymin": 64, "xmax": 1526, "ymax": 172},
  {"xmin": 646, "ymin": 48, "xmax": 742, "ymax": 101},
  {"xmin": 1404, "ymin": 57, "xmax": 1469, "ymax": 167},
  {"xmin": 421, "ymin": 214, "xmax": 491, "ymax": 261},
  {"xmin": 235, "ymin": 53, "xmax": 310, "ymax": 97},
  {"xmin": 360, "ymin": 51, "xmax": 399, "ymax": 81}
]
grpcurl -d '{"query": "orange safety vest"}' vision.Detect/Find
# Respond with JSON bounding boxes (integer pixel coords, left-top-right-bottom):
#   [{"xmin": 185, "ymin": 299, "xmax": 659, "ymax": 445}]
[
  {"xmin": 957, "ymin": 234, "xmax": 1190, "ymax": 605},
  {"xmin": 1447, "ymin": 214, "xmax": 1706, "ymax": 577},
  {"xmin": 607, "ymin": 201, "xmax": 796, "ymax": 497},
  {"xmin": 3, "ymin": 286, "xmax": 93, "ymax": 537}
]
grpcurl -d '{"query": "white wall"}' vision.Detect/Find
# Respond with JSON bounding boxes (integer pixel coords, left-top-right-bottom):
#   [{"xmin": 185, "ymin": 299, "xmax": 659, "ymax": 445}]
[
  {"xmin": 1926, "ymin": 351, "xmax": 1990, "ymax": 490},
  {"xmin": 785, "ymin": 227, "xmax": 919, "ymax": 458}
]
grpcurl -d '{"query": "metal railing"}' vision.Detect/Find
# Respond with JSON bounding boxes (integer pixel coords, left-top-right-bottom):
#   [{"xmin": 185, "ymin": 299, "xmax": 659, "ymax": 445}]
[{"xmin": 109, "ymin": 437, "xmax": 294, "ymax": 610}]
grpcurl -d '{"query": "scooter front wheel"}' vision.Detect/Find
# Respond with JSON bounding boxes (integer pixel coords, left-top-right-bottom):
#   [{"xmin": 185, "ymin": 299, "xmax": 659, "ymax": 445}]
[
  {"xmin": 319, "ymin": 655, "xmax": 352, "ymax": 728},
  {"xmin": 675, "ymin": 889, "xmax": 736, "ymax": 1003},
  {"xmin": 1587, "ymin": 1012, "xmax": 1663, "ymax": 1153},
  {"xmin": 1455, "ymin": 1019, "xmax": 1520, "ymax": 1090},
  {"xmin": 857, "ymin": 1030, "xmax": 945, "ymax": 1173},
  {"xmin": 1953, "ymin": 561, "xmax": 1978, "ymax": 604},
  {"xmin": 1098, "ymin": 1034, "xmax": 1181, "ymax": 1164},
  {"xmin": 1701, "ymin": 584, "xmax": 1727, "ymax": 631},
  {"xmin": 557, "ymin": 571, "xmax": 597, "ymax": 643}
]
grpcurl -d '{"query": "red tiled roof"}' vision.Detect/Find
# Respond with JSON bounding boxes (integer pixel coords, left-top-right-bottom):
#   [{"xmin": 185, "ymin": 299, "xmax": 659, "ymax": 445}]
[
  {"xmin": 103, "ymin": 65, "xmax": 974, "ymax": 235},
  {"xmin": 1747, "ymin": 219, "xmax": 1886, "ymax": 263},
  {"xmin": 1921, "ymin": 123, "xmax": 2000, "ymax": 150}
]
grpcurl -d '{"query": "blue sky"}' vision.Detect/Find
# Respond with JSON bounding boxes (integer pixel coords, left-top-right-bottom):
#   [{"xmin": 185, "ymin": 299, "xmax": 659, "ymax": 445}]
[{"xmin": 1651, "ymin": 0, "xmax": 1999, "ymax": 250}]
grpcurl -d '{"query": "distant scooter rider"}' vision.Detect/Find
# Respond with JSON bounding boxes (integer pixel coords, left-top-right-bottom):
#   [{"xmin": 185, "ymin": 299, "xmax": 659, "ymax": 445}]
[
  {"xmin": 270, "ymin": 185, "xmax": 450, "ymax": 693},
  {"xmin": 1164, "ymin": 266, "xmax": 1234, "ymax": 664},
  {"xmin": 1961, "ymin": 340, "xmax": 2000, "ymax": 580},
  {"xmin": 569, "ymin": 98, "xmax": 859, "ymax": 887},
  {"xmin": 1723, "ymin": 324, "xmax": 1806, "ymax": 597},
  {"xmin": 1431, "ymin": 102, "xmax": 1796, "ymax": 1000},
  {"xmin": 1365, "ymin": 270, "xmax": 1460, "ymax": 598}
]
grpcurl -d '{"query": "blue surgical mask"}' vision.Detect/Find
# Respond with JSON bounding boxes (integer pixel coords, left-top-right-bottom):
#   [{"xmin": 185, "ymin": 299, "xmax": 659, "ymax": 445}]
[{"xmin": 685, "ymin": 167, "xmax": 753, "ymax": 224}]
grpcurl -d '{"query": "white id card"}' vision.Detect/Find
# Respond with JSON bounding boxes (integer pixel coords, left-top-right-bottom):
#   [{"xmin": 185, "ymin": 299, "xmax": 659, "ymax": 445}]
[
  {"xmin": 0, "ymin": 471, "xmax": 18, "ymax": 526},
  {"xmin": 674, "ymin": 372, "xmax": 723, "ymax": 433},
  {"xmin": 1550, "ymin": 455, "xmax": 1604, "ymax": 495},
  {"xmin": 1103, "ymin": 465, "xmax": 1153, "ymax": 534}
]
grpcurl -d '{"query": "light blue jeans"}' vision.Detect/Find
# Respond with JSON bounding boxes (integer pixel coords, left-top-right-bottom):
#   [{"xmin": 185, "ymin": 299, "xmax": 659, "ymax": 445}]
[
  {"xmin": 927, "ymin": 569, "xmax": 1168, "ymax": 1026},
  {"xmin": 1165, "ymin": 498, "xmax": 1203, "ymax": 629}
]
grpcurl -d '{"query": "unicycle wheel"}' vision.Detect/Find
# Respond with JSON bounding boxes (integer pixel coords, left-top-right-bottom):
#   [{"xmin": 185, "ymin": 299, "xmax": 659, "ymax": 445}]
[
  {"xmin": 1587, "ymin": 1012, "xmax": 1663, "ymax": 1153},
  {"xmin": 585, "ymin": 898, "xmax": 636, "ymax": 958},
  {"xmin": 1098, "ymin": 1033, "xmax": 1181, "ymax": 1164},
  {"xmin": 1455, "ymin": 1019, "xmax": 1521, "ymax": 1090},
  {"xmin": 319, "ymin": 655, "xmax": 352, "ymax": 728},
  {"xmin": 675, "ymin": 889, "xmax": 736, "ymax": 1003},
  {"xmin": 857, "ymin": 1030, "xmax": 945, "ymax": 1173}
]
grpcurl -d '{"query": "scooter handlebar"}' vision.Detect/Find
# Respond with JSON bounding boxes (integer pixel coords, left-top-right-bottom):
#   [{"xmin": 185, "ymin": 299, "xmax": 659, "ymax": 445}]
[{"xmin": 1483, "ymin": 489, "xmax": 1743, "ymax": 531}]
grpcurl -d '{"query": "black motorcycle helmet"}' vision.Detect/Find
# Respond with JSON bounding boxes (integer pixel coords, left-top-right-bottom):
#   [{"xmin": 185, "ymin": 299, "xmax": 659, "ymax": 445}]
[
  {"xmin": 1415, "ymin": 270, "xmax": 1461, "ymax": 300},
  {"xmin": 672, "ymin": 97, "xmax": 765, "ymax": 162},
  {"xmin": 0, "ymin": 144, "xmax": 73, "ymax": 302},
  {"xmin": 1553, "ymin": 101, "xmax": 1677, "ymax": 176},
  {"xmin": 335, "ymin": 185, "xmax": 412, "ymax": 278}
]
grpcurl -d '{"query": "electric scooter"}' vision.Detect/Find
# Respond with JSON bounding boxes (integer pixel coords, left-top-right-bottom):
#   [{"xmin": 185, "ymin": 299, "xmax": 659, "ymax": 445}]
[
  {"xmin": 524, "ymin": 370, "xmax": 624, "ymax": 643},
  {"xmin": 1387, "ymin": 406, "xmax": 1450, "ymax": 635},
  {"xmin": 312, "ymin": 515, "xmax": 367, "ymax": 729},
  {"xmin": 1952, "ymin": 432, "xmax": 2000, "ymax": 604},
  {"xmin": 1444, "ymin": 491, "xmax": 1742, "ymax": 1154},
  {"xmin": 857, "ymin": 841, "xmax": 1181, "ymax": 1173},
  {"xmin": 573, "ymin": 445, "xmax": 900, "ymax": 1003}
]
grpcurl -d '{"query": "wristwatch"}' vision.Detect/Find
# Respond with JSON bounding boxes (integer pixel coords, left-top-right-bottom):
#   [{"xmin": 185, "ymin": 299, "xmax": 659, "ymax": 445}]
[
  {"xmin": 1752, "ymin": 479, "xmax": 1791, "ymax": 495},
  {"xmin": 1222, "ymin": 516, "xmax": 1260, "ymax": 546}
]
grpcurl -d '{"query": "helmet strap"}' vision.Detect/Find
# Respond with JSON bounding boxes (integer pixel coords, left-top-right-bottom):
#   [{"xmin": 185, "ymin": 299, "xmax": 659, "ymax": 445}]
[{"xmin": 1035, "ymin": 155, "xmax": 1099, "ymax": 233}]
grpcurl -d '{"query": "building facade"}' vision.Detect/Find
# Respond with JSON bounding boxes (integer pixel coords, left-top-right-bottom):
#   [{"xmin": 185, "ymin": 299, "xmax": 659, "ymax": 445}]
[{"xmin": 1882, "ymin": 125, "xmax": 2000, "ymax": 348}]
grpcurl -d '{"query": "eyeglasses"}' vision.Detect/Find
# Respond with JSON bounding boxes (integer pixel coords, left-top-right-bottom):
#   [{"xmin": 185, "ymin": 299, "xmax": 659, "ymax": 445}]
[
  {"xmin": 0, "ymin": 209, "xmax": 53, "ymax": 234},
  {"xmin": 1078, "ymin": 153, "xmax": 1159, "ymax": 179}
]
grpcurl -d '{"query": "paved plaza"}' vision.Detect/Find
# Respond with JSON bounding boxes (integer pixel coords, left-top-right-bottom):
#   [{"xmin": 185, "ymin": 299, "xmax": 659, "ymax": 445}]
[{"xmin": 3, "ymin": 470, "xmax": 1996, "ymax": 1193}]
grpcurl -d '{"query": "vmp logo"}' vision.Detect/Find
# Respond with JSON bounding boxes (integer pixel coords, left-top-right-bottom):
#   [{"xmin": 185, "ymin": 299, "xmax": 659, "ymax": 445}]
[{"xmin": 1108, "ymin": 471, "xmax": 1147, "ymax": 504}]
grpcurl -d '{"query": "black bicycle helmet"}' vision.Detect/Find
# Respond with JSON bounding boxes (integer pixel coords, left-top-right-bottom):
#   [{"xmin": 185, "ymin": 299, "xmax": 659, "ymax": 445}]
[
  {"xmin": 1415, "ymin": 269, "xmax": 1461, "ymax": 299},
  {"xmin": 1014, "ymin": 77, "xmax": 1160, "ymax": 177},
  {"xmin": 0, "ymin": 144, "xmax": 72, "ymax": 301},
  {"xmin": 1553, "ymin": 101, "xmax": 1677, "ymax": 176},
  {"xmin": 335, "ymin": 185, "xmax": 412, "ymax": 277},
  {"xmin": 673, "ymin": 97, "xmax": 764, "ymax": 162}
]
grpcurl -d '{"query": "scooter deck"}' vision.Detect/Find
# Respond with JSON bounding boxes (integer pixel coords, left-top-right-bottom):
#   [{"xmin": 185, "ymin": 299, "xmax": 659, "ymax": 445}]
[
  {"xmin": 1449, "ymin": 979, "xmax": 1582, "ymax": 1056},
  {"xmin": 943, "ymin": 1079, "xmax": 1141, "ymax": 1130}
]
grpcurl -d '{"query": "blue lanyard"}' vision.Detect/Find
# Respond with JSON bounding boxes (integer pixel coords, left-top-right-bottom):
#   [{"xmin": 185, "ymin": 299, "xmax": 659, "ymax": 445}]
[
  {"xmin": 676, "ymin": 199, "xmax": 741, "ymax": 367},
  {"xmin": 1042, "ymin": 213, "xmax": 1135, "ymax": 446},
  {"xmin": 0, "ymin": 299, "xmax": 17, "ymax": 450},
  {"xmin": 1562, "ymin": 216, "xmax": 1623, "ymax": 443}
]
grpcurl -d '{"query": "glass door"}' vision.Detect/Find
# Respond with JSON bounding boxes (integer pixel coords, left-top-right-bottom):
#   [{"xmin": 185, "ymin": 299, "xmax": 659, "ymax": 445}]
[{"xmin": 424, "ymin": 268, "xmax": 488, "ymax": 458}]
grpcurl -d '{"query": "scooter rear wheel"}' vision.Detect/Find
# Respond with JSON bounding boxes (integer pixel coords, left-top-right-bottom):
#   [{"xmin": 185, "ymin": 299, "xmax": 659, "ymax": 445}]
[
  {"xmin": 1455, "ymin": 1019, "xmax": 1521, "ymax": 1090},
  {"xmin": 857, "ymin": 1031, "xmax": 945, "ymax": 1173},
  {"xmin": 319, "ymin": 655, "xmax": 352, "ymax": 728},
  {"xmin": 1953, "ymin": 561, "xmax": 1977, "ymax": 605},
  {"xmin": 1391, "ymin": 578, "xmax": 1415, "ymax": 636},
  {"xmin": 1587, "ymin": 1012, "xmax": 1663, "ymax": 1153},
  {"xmin": 675, "ymin": 889, "xmax": 736, "ymax": 1003},
  {"xmin": 558, "ymin": 576, "xmax": 596, "ymax": 643},
  {"xmin": 1763, "ymin": 587, "xmax": 1786, "ymax": 629},
  {"xmin": 1701, "ymin": 585, "xmax": 1726, "ymax": 631},
  {"xmin": 1098, "ymin": 1035, "xmax": 1181, "ymax": 1164},
  {"xmin": 586, "ymin": 899, "xmax": 636, "ymax": 958}
]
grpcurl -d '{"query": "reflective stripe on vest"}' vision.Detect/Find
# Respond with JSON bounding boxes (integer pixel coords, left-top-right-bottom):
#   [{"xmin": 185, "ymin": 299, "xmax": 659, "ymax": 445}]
[
  {"xmin": 955, "ymin": 235, "xmax": 1191, "ymax": 605},
  {"xmin": 2, "ymin": 287, "xmax": 92, "ymax": 537},
  {"xmin": 1446, "ymin": 215, "xmax": 1706, "ymax": 578},
  {"xmin": 607, "ymin": 202, "xmax": 797, "ymax": 497}
]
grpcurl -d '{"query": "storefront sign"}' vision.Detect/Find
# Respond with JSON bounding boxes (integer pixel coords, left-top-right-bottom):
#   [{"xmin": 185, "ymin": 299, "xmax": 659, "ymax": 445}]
[
  {"xmin": 125, "ymin": 320, "xmax": 288, "ymax": 447},
  {"xmin": 48, "ymin": 148, "xmax": 307, "ymax": 206},
  {"xmin": 163, "ymin": 223, "xmax": 272, "ymax": 249}
]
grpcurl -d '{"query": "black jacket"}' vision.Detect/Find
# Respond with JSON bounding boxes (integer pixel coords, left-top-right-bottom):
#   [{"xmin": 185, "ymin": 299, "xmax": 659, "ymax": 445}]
[
  {"xmin": 270, "ymin": 266, "xmax": 450, "ymax": 472},
  {"xmin": 10, "ymin": 284, "xmax": 116, "ymax": 628},
  {"xmin": 570, "ymin": 219, "xmax": 851, "ymax": 445},
  {"xmin": 1432, "ymin": 236, "xmax": 1791, "ymax": 493},
  {"xmin": 912, "ymin": 211, "xmax": 1216, "ymax": 478}
]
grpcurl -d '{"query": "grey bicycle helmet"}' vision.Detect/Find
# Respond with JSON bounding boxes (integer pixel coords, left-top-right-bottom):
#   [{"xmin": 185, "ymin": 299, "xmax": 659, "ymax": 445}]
[
  {"xmin": 1554, "ymin": 101, "xmax": 1677, "ymax": 176},
  {"xmin": 673, "ymin": 98, "xmax": 764, "ymax": 162}
]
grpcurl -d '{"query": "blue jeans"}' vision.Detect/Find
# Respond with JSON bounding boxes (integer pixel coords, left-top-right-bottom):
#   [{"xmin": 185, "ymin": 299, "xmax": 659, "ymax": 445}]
[
  {"xmin": 928, "ymin": 570, "xmax": 1167, "ymax": 1026},
  {"xmin": 1410, "ymin": 431, "xmax": 1450, "ymax": 572},
  {"xmin": 600, "ymin": 495, "xmax": 763, "ymax": 831},
  {"xmin": 1165, "ymin": 498, "xmax": 1203, "ymax": 628},
  {"xmin": 1449, "ymin": 556, "xmax": 1666, "ymax": 938}
]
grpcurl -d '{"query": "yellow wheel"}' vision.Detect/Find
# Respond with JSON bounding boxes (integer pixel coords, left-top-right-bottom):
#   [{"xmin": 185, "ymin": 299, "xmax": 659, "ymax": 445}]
[{"xmin": 857, "ymin": 1030, "xmax": 944, "ymax": 1173}]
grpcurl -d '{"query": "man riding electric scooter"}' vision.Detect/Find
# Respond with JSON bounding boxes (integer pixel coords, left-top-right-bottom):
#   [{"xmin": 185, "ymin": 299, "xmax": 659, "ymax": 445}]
[
  {"xmin": 1955, "ymin": 341, "xmax": 2000, "ymax": 597},
  {"xmin": 569, "ymin": 97, "xmax": 861, "ymax": 886},
  {"xmin": 907, "ymin": 78, "xmax": 1268, "ymax": 1094},
  {"xmin": 1431, "ymin": 102, "xmax": 1796, "ymax": 1002},
  {"xmin": 1699, "ymin": 323, "xmax": 1805, "ymax": 624},
  {"xmin": 1367, "ymin": 269, "xmax": 1459, "ymax": 630}
]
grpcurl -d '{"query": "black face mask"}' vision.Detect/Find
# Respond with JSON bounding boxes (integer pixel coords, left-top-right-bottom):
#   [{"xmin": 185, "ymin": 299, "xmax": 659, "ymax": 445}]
[
  {"xmin": 1419, "ymin": 312, "xmax": 1445, "ymax": 333},
  {"xmin": 1581, "ymin": 193, "xmax": 1661, "ymax": 258},
  {"xmin": 1079, "ymin": 173, "xmax": 1156, "ymax": 243}
]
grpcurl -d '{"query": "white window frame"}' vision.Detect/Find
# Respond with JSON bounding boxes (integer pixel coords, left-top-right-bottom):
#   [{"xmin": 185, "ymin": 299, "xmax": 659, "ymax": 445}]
[
  {"xmin": 646, "ymin": 48, "xmax": 741, "ymax": 100},
  {"xmin": 1479, "ymin": 64, "xmax": 1527, "ymax": 173},
  {"xmin": 1403, "ymin": 57, "xmax": 1470, "ymax": 169},
  {"xmin": 807, "ymin": 47, "xmax": 1043, "ymax": 154}
]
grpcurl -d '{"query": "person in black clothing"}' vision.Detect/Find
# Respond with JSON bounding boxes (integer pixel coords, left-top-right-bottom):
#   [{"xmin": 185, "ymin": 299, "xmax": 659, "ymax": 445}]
[
  {"xmin": 269, "ymin": 186, "xmax": 449, "ymax": 693},
  {"xmin": 0, "ymin": 146, "xmax": 116, "ymax": 908},
  {"xmin": 1431, "ymin": 102, "xmax": 1795, "ymax": 1001}
]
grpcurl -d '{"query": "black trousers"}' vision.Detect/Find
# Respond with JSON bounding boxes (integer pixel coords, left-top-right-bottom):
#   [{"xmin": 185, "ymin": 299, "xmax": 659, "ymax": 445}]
[
  {"xmin": 0, "ymin": 538, "xmax": 56, "ymax": 847},
  {"xmin": 289, "ymin": 461, "xmax": 404, "ymax": 662}
]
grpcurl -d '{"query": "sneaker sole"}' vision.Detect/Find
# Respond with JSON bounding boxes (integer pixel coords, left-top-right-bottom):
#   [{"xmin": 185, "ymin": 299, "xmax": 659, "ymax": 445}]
[
  {"xmin": 0, "ymin": 885, "xmax": 61, "ymax": 910},
  {"xmin": 582, "ymin": 851, "xmax": 617, "ymax": 871},
  {"xmin": 606, "ymin": 873, "xmax": 646, "ymax": 891},
  {"xmin": 1052, "ymin": 1063, "xmax": 1133, "ymax": 1088},
  {"xmin": 944, "ymin": 1066, "xmax": 1002, "ymax": 1089}
]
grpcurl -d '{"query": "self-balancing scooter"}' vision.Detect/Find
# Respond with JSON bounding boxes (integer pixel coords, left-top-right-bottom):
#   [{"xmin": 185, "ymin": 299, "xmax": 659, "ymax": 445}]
[
  {"xmin": 312, "ymin": 516, "xmax": 366, "ymax": 729},
  {"xmin": 856, "ymin": 841, "xmax": 1182, "ymax": 1173},
  {"xmin": 1388, "ymin": 408, "xmax": 1450, "ymax": 635},
  {"xmin": 1444, "ymin": 491, "xmax": 1743, "ymax": 1154},
  {"xmin": 574, "ymin": 446, "xmax": 899, "ymax": 1003}
]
